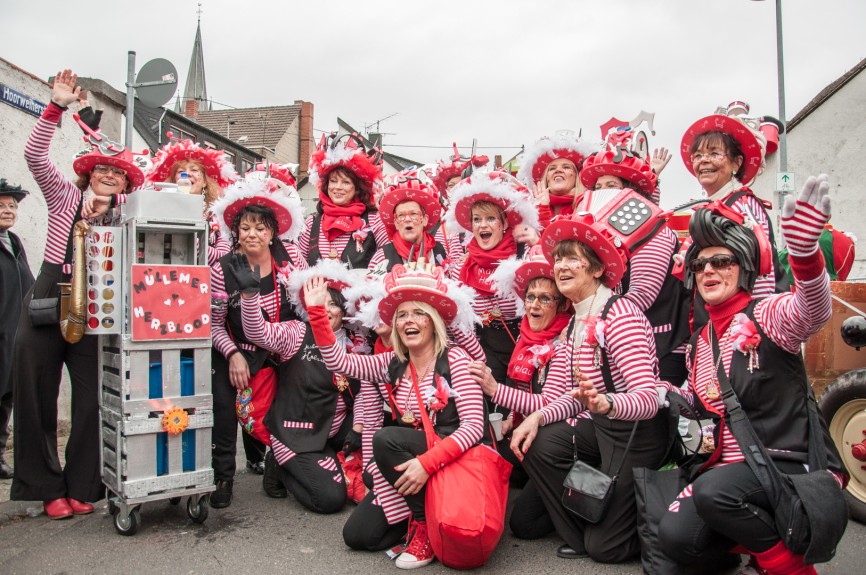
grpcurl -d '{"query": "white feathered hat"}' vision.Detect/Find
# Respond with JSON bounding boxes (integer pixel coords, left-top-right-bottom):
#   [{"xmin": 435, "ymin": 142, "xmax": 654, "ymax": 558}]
[
  {"xmin": 516, "ymin": 130, "xmax": 599, "ymax": 186},
  {"xmin": 286, "ymin": 258, "xmax": 369, "ymax": 320},
  {"xmin": 210, "ymin": 177, "xmax": 306, "ymax": 244},
  {"xmin": 443, "ymin": 168, "xmax": 539, "ymax": 235}
]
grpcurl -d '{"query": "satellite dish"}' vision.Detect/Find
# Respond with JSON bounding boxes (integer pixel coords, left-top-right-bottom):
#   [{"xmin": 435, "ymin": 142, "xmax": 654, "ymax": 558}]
[{"xmin": 135, "ymin": 58, "xmax": 178, "ymax": 108}]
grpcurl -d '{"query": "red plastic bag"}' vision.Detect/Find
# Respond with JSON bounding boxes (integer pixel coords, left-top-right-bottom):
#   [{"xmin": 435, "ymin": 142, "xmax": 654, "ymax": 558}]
[
  {"xmin": 235, "ymin": 366, "xmax": 277, "ymax": 445},
  {"xmin": 425, "ymin": 445, "xmax": 511, "ymax": 569},
  {"xmin": 337, "ymin": 450, "xmax": 367, "ymax": 504}
]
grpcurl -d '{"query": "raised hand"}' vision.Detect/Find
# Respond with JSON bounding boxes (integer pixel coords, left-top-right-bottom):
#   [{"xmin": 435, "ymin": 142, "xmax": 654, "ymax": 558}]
[
  {"xmin": 650, "ymin": 147, "xmax": 672, "ymax": 176},
  {"xmin": 570, "ymin": 372, "xmax": 611, "ymax": 415},
  {"xmin": 533, "ymin": 180, "xmax": 550, "ymax": 206},
  {"xmin": 51, "ymin": 69, "xmax": 81, "ymax": 107},
  {"xmin": 781, "ymin": 174, "xmax": 831, "ymax": 256},
  {"xmin": 303, "ymin": 276, "xmax": 330, "ymax": 308},
  {"xmin": 224, "ymin": 253, "xmax": 261, "ymax": 295}
]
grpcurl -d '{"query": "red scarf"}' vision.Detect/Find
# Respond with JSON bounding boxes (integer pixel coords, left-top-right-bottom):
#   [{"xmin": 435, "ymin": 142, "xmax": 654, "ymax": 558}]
[
  {"xmin": 459, "ymin": 234, "xmax": 517, "ymax": 295},
  {"xmin": 391, "ymin": 230, "xmax": 437, "ymax": 261},
  {"xmin": 507, "ymin": 312, "xmax": 573, "ymax": 383},
  {"xmin": 703, "ymin": 290, "xmax": 751, "ymax": 343},
  {"xmin": 549, "ymin": 192, "xmax": 575, "ymax": 218},
  {"xmin": 319, "ymin": 192, "xmax": 367, "ymax": 241}
]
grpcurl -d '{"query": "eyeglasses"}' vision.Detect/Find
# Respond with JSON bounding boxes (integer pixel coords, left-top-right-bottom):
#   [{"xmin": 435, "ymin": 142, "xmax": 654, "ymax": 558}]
[
  {"xmin": 525, "ymin": 294, "xmax": 560, "ymax": 307},
  {"xmin": 93, "ymin": 165, "xmax": 127, "ymax": 177},
  {"xmin": 689, "ymin": 151, "xmax": 728, "ymax": 164},
  {"xmin": 395, "ymin": 211, "xmax": 424, "ymax": 222},
  {"xmin": 395, "ymin": 310, "xmax": 430, "ymax": 324},
  {"xmin": 688, "ymin": 254, "xmax": 739, "ymax": 273}
]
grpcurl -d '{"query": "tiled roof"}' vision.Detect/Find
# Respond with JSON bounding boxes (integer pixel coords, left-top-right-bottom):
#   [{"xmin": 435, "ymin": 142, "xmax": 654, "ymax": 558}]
[
  {"xmin": 788, "ymin": 56, "xmax": 866, "ymax": 132},
  {"xmin": 196, "ymin": 105, "xmax": 301, "ymax": 149}
]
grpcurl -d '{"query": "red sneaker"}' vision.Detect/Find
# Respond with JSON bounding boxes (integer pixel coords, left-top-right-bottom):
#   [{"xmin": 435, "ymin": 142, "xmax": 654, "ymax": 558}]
[
  {"xmin": 66, "ymin": 498, "xmax": 94, "ymax": 515},
  {"xmin": 44, "ymin": 498, "xmax": 73, "ymax": 520},
  {"xmin": 396, "ymin": 520, "xmax": 435, "ymax": 569}
]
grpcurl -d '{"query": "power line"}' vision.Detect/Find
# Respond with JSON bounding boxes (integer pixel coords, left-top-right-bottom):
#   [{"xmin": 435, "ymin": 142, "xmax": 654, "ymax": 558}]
[{"xmin": 382, "ymin": 144, "xmax": 525, "ymax": 150}]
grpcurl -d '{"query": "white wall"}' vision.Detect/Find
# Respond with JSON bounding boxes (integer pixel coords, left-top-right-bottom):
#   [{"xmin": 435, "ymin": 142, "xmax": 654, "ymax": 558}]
[{"xmin": 752, "ymin": 67, "xmax": 866, "ymax": 278}]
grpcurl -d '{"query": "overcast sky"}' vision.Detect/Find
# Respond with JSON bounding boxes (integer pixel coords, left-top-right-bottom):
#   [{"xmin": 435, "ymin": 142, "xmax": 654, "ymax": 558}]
[{"xmin": 3, "ymin": 0, "xmax": 865, "ymax": 206}]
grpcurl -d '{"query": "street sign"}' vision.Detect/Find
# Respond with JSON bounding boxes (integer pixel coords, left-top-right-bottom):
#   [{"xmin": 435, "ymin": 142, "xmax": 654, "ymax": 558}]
[{"xmin": 776, "ymin": 172, "xmax": 795, "ymax": 193}]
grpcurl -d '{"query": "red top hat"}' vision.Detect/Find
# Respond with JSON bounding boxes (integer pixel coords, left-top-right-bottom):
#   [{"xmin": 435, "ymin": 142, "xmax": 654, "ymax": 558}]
[
  {"xmin": 512, "ymin": 244, "xmax": 555, "ymax": 299},
  {"xmin": 428, "ymin": 143, "xmax": 489, "ymax": 198},
  {"xmin": 443, "ymin": 169, "xmax": 539, "ymax": 235},
  {"xmin": 147, "ymin": 133, "xmax": 238, "ymax": 188},
  {"xmin": 71, "ymin": 114, "xmax": 148, "ymax": 188},
  {"xmin": 379, "ymin": 170, "xmax": 442, "ymax": 232},
  {"xmin": 245, "ymin": 162, "xmax": 297, "ymax": 189},
  {"xmin": 210, "ymin": 177, "xmax": 305, "ymax": 242},
  {"xmin": 517, "ymin": 130, "xmax": 599, "ymax": 186},
  {"xmin": 308, "ymin": 132, "xmax": 383, "ymax": 194},
  {"xmin": 580, "ymin": 129, "xmax": 657, "ymax": 195},
  {"xmin": 540, "ymin": 189, "xmax": 668, "ymax": 288}
]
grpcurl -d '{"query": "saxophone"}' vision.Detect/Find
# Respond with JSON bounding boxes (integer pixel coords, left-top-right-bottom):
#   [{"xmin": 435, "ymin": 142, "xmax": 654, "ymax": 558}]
[{"xmin": 59, "ymin": 220, "xmax": 91, "ymax": 343}]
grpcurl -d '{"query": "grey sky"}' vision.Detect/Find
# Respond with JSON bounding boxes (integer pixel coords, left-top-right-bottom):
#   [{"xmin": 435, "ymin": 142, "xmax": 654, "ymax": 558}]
[{"xmin": 3, "ymin": 0, "xmax": 865, "ymax": 206}]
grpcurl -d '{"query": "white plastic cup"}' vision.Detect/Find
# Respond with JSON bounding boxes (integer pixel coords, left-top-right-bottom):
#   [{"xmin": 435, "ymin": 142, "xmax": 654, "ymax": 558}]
[{"xmin": 489, "ymin": 412, "xmax": 504, "ymax": 441}]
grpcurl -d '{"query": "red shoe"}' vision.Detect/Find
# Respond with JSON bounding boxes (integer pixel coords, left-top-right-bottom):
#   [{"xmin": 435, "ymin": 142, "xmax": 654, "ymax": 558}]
[
  {"xmin": 44, "ymin": 498, "xmax": 73, "ymax": 520},
  {"xmin": 66, "ymin": 498, "xmax": 94, "ymax": 515},
  {"xmin": 395, "ymin": 519, "xmax": 435, "ymax": 569}
]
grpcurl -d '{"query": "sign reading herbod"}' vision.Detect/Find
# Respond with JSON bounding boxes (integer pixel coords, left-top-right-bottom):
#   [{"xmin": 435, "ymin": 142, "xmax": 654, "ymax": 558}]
[{"xmin": 130, "ymin": 264, "xmax": 211, "ymax": 340}]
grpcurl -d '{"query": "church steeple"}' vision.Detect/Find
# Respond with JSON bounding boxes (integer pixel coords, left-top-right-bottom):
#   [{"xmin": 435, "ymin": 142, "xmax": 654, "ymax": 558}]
[{"xmin": 175, "ymin": 4, "xmax": 209, "ymax": 115}]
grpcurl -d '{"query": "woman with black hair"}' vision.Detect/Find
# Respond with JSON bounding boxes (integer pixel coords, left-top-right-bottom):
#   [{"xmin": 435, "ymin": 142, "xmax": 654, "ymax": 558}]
[{"xmin": 208, "ymin": 179, "xmax": 307, "ymax": 508}]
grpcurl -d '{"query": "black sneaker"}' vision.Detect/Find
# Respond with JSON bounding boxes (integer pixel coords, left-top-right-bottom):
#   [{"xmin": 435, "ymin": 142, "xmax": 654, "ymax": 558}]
[
  {"xmin": 210, "ymin": 479, "xmax": 234, "ymax": 509},
  {"xmin": 263, "ymin": 451, "xmax": 288, "ymax": 498},
  {"xmin": 247, "ymin": 460, "xmax": 265, "ymax": 475}
]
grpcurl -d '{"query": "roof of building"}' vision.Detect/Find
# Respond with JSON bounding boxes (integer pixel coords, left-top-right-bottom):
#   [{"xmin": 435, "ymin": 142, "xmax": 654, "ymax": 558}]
[
  {"xmin": 175, "ymin": 20, "xmax": 209, "ymax": 114},
  {"xmin": 788, "ymin": 56, "xmax": 866, "ymax": 132},
  {"xmin": 335, "ymin": 118, "xmax": 422, "ymax": 171},
  {"xmin": 196, "ymin": 105, "xmax": 301, "ymax": 150}
]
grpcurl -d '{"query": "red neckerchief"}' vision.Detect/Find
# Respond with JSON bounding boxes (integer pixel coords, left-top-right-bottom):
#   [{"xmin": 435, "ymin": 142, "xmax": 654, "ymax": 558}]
[
  {"xmin": 507, "ymin": 313, "xmax": 572, "ymax": 383},
  {"xmin": 390, "ymin": 230, "xmax": 437, "ymax": 261},
  {"xmin": 702, "ymin": 290, "xmax": 751, "ymax": 343},
  {"xmin": 549, "ymin": 192, "xmax": 575, "ymax": 218},
  {"xmin": 319, "ymin": 191, "xmax": 367, "ymax": 241},
  {"xmin": 459, "ymin": 234, "xmax": 517, "ymax": 295}
]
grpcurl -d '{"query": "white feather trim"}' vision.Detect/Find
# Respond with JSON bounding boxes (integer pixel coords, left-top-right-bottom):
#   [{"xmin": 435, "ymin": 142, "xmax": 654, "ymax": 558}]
[
  {"xmin": 516, "ymin": 134, "xmax": 600, "ymax": 186},
  {"xmin": 343, "ymin": 276, "xmax": 388, "ymax": 328},
  {"xmin": 490, "ymin": 255, "xmax": 525, "ymax": 316},
  {"xmin": 443, "ymin": 174, "xmax": 540, "ymax": 236},
  {"xmin": 286, "ymin": 259, "xmax": 367, "ymax": 319},
  {"xmin": 446, "ymin": 279, "xmax": 482, "ymax": 334},
  {"xmin": 210, "ymin": 178, "xmax": 306, "ymax": 243}
]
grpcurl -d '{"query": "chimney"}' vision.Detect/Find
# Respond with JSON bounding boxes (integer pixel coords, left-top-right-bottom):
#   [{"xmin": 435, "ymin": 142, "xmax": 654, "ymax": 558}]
[
  {"xmin": 296, "ymin": 99, "xmax": 314, "ymax": 177},
  {"xmin": 184, "ymin": 99, "xmax": 198, "ymax": 119},
  {"xmin": 495, "ymin": 155, "xmax": 502, "ymax": 168}
]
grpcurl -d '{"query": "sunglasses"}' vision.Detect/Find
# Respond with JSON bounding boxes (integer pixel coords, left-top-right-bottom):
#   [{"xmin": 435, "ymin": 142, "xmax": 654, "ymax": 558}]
[{"xmin": 688, "ymin": 254, "xmax": 739, "ymax": 273}]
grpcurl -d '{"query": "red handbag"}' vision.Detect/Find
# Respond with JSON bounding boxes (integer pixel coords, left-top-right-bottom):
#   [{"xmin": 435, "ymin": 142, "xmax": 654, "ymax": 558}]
[
  {"xmin": 414, "ymin": 381, "xmax": 511, "ymax": 569},
  {"xmin": 235, "ymin": 366, "xmax": 277, "ymax": 446}
]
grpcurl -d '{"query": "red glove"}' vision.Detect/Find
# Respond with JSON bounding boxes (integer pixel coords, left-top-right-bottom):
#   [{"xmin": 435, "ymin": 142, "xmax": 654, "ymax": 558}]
[
  {"xmin": 307, "ymin": 305, "xmax": 336, "ymax": 347},
  {"xmin": 417, "ymin": 436, "xmax": 463, "ymax": 475}
]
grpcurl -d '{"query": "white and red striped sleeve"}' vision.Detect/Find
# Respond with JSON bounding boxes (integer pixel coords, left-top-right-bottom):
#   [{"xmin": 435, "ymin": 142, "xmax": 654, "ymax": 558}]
[
  {"xmin": 239, "ymin": 293, "xmax": 305, "ymax": 361},
  {"xmin": 755, "ymin": 271, "xmax": 831, "ymax": 354},
  {"xmin": 493, "ymin": 342, "xmax": 570, "ymax": 416},
  {"xmin": 367, "ymin": 246, "xmax": 387, "ymax": 271},
  {"xmin": 440, "ymin": 347, "xmax": 486, "ymax": 451},
  {"xmin": 318, "ymin": 340, "xmax": 393, "ymax": 384},
  {"xmin": 210, "ymin": 260, "xmax": 238, "ymax": 359},
  {"xmin": 539, "ymin": 337, "xmax": 581, "ymax": 425},
  {"xmin": 282, "ymin": 241, "xmax": 309, "ymax": 271},
  {"xmin": 24, "ymin": 103, "xmax": 81, "ymax": 265},
  {"xmin": 448, "ymin": 326, "xmax": 485, "ymax": 362},
  {"xmin": 369, "ymin": 211, "xmax": 389, "ymax": 248},
  {"xmin": 296, "ymin": 215, "xmax": 315, "ymax": 263},
  {"xmin": 623, "ymin": 226, "xmax": 676, "ymax": 312}
]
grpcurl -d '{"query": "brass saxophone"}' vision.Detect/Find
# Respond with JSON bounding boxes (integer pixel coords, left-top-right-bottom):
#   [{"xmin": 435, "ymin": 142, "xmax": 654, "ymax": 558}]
[{"xmin": 59, "ymin": 220, "xmax": 91, "ymax": 343}]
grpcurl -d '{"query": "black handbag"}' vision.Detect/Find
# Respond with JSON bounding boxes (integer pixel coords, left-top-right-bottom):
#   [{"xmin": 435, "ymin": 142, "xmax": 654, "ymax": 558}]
[
  {"xmin": 633, "ymin": 391, "xmax": 707, "ymax": 575},
  {"xmin": 28, "ymin": 297, "xmax": 60, "ymax": 326},
  {"xmin": 710, "ymin": 329, "xmax": 848, "ymax": 565}
]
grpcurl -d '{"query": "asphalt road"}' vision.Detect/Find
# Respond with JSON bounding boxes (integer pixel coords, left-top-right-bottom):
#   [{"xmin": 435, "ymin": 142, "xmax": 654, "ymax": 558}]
[{"xmin": 1, "ymin": 455, "xmax": 864, "ymax": 575}]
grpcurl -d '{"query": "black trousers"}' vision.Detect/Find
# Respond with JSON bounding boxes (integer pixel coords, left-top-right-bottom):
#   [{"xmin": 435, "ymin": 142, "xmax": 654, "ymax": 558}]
[
  {"xmin": 373, "ymin": 426, "xmax": 430, "ymax": 521},
  {"xmin": 523, "ymin": 414, "xmax": 669, "ymax": 563},
  {"xmin": 478, "ymin": 323, "xmax": 518, "ymax": 415},
  {"xmin": 343, "ymin": 490, "xmax": 409, "ymax": 551},
  {"xmin": 211, "ymin": 349, "xmax": 240, "ymax": 481},
  {"xmin": 0, "ymin": 387, "xmax": 11, "ymax": 460},
  {"xmin": 509, "ymin": 478, "xmax": 554, "ymax": 540},
  {"xmin": 11, "ymin": 269, "xmax": 103, "ymax": 502},
  {"xmin": 278, "ymin": 419, "xmax": 351, "ymax": 514},
  {"xmin": 658, "ymin": 460, "xmax": 806, "ymax": 565}
]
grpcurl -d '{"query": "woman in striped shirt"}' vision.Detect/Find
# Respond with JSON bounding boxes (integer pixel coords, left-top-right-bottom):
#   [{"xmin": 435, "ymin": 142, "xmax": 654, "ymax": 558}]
[
  {"xmin": 657, "ymin": 177, "xmax": 846, "ymax": 575},
  {"xmin": 303, "ymin": 261, "xmax": 487, "ymax": 570},
  {"xmin": 12, "ymin": 69, "xmax": 146, "ymax": 520},
  {"xmin": 509, "ymin": 204, "xmax": 670, "ymax": 564},
  {"xmin": 208, "ymin": 178, "xmax": 307, "ymax": 508}
]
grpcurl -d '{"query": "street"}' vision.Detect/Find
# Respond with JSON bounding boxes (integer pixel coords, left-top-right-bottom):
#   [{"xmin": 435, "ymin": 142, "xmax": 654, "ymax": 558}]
[{"xmin": 1, "ymin": 446, "xmax": 864, "ymax": 575}]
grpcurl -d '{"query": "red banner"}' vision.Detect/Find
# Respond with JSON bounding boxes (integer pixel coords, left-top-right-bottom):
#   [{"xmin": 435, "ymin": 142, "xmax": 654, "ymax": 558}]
[{"xmin": 130, "ymin": 265, "xmax": 211, "ymax": 341}]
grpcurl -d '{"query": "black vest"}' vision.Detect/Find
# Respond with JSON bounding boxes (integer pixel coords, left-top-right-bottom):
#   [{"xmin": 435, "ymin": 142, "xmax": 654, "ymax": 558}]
[
  {"xmin": 265, "ymin": 326, "xmax": 361, "ymax": 453},
  {"xmin": 380, "ymin": 241, "xmax": 448, "ymax": 272},
  {"xmin": 620, "ymin": 235, "xmax": 692, "ymax": 359},
  {"xmin": 689, "ymin": 301, "xmax": 843, "ymax": 472},
  {"xmin": 219, "ymin": 251, "xmax": 296, "ymax": 375},
  {"xmin": 386, "ymin": 351, "xmax": 492, "ymax": 444},
  {"xmin": 307, "ymin": 210, "xmax": 378, "ymax": 269}
]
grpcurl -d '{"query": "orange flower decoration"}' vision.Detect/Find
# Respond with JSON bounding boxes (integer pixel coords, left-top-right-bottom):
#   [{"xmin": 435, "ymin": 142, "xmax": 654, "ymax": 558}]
[{"xmin": 162, "ymin": 407, "xmax": 190, "ymax": 435}]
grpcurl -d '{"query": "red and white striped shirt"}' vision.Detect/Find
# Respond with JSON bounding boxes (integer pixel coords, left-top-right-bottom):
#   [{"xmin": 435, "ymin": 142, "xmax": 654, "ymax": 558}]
[
  {"xmin": 623, "ymin": 226, "xmax": 677, "ymax": 313},
  {"xmin": 451, "ymin": 256, "xmax": 520, "ymax": 322},
  {"xmin": 492, "ymin": 340, "xmax": 569, "ymax": 416},
  {"xmin": 296, "ymin": 212, "xmax": 389, "ymax": 265}
]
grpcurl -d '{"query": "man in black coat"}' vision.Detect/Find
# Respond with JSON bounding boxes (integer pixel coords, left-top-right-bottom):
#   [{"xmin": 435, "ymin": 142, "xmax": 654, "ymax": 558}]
[{"xmin": 0, "ymin": 179, "xmax": 35, "ymax": 479}]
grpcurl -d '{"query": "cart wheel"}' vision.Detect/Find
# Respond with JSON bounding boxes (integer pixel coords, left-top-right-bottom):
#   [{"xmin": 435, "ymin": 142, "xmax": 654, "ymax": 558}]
[
  {"xmin": 169, "ymin": 497, "xmax": 182, "ymax": 506},
  {"xmin": 114, "ymin": 508, "xmax": 141, "ymax": 536},
  {"xmin": 108, "ymin": 499, "xmax": 119, "ymax": 516},
  {"xmin": 819, "ymin": 368, "xmax": 866, "ymax": 524},
  {"xmin": 187, "ymin": 496, "xmax": 209, "ymax": 524}
]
